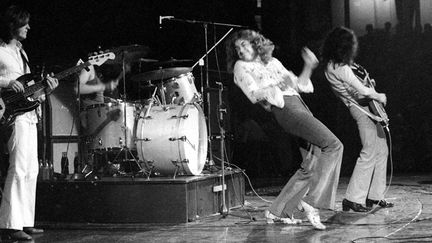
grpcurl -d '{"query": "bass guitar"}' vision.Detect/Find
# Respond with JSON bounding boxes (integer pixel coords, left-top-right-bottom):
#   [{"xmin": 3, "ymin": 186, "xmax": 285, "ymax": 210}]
[
  {"xmin": 0, "ymin": 52, "xmax": 115, "ymax": 126},
  {"xmin": 351, "ymin": 63, "xmax": 389, "ymax": 127}
]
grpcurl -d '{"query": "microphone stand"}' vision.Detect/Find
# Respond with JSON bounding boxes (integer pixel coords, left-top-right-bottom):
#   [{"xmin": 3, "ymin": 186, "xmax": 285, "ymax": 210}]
[
  {"xmin": 163, "ymin": 17, "xmax": 246, "ymax": 215},
  {"xmin": 216, "ymin": 81, "xmax": 228, "ymax": 216}
]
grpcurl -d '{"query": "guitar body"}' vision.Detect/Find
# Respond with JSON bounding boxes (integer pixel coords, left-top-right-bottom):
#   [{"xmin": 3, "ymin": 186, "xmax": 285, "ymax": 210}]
[
  {"xmin": 0, "ymin": 74, "xmax": 43, "ymax": 126},
  {"xmin": 369, "ymin": 99, "xmax": 389, "ymax": 127}
]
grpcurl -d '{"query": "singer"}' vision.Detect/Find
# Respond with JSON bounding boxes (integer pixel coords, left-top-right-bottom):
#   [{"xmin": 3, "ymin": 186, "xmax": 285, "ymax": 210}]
[{"xmin": 225, "ymin": 29, "xmax": 343, "ymax": 230}]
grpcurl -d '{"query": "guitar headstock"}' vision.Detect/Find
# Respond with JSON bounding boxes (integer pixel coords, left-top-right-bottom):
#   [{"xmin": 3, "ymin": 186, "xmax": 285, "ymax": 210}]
[{"xmin": 88, "ymin": 52, "xmax": 115, "ymax": 66}]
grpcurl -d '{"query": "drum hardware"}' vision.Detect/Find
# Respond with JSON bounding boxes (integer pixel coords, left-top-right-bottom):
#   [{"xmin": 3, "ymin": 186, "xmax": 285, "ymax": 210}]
[
  {"xmin": 143, "ymin": 88, "xmax": 157, "ymax": 119},
  {"xmin": 169, "ymin": 136, "xmax": 187, "ymax": 141},
  {"xmin": 155, "ymin": 58, "xmax": 193, "ymax": 67},
  {"xmin": 171, "ymin": 114, "xmax": 189, "ymax": 119},
  {"xmin": 143, "ymin": 160, "xmax": 155, "ymax": 179},
  {"xmin": 171, "ymin": 159, "xmax": 189, "ymax": 178},
  {"xmin": 113, "ymin": 45, "xmax": 145, "ymax": 173}
]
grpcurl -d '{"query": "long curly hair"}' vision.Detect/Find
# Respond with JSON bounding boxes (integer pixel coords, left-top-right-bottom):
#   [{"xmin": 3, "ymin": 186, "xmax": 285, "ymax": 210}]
[
  {"xmin": 225, "ymin": 29, "xmax": 274, "ymax": 73},
  {"xmin": 0, "ymin": 5, "xmax": 30, "ymax": 43},
  {"xmin": 321, "ymin": 26, "xmax": 358, "ymax": 66}
]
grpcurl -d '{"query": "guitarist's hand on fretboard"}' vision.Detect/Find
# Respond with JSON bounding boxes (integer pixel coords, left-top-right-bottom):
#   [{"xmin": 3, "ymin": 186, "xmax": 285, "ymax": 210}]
[{"xmin": 45, "ymin": 73, "xmax": 59, "ymax": 94}]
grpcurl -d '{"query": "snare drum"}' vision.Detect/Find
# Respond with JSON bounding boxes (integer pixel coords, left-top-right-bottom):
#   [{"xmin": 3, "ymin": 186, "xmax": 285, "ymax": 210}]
[
  {"xmin": 164, "ymin": 72, "xmax": 200, "ymax": 105},
  {"xmin": 85, "ymin": 102, "xmax": 140, "ymax": 151},
  {"xmin": 135, "ymin": 104, "xmax": 207, "ymax": 176}
]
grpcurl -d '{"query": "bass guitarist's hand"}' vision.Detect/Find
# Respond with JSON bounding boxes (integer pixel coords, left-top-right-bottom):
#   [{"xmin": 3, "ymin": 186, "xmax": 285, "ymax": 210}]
[
  {"xmin": 8, "ymin": 80, "xmax": 24, "ymax": 93},
  {"xmin": 45, "ymin": 73, "xmax": 59, "ymax": 93}
]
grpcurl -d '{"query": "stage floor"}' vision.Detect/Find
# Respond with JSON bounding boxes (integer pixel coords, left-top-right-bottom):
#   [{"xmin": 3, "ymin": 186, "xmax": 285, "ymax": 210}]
[{"xmin": 19, "ymin": 173, "xmax": 432, "ymax": 242}]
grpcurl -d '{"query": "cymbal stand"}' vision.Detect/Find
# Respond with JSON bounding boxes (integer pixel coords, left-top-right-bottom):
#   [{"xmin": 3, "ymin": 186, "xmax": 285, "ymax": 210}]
[
  {"xmin": 74, "ymin": 60, "xmax": 89, "ymax": 176},
  {"xmin": 163, "ymin": 17, "xmax": 246, "ymax": 215},
  {"xmin": 217, "ymin": 81, "xmax": 228, "ymax": 216},
  {"xmin": 191, "ymin": 26, "xmax": 235, "ymax": 172},
  {"xmin": 203, "ymin": 23, "xmax": 215, "ymax": 169},
  {"xmin": 113, "ymin": 50, "xmax": 143, "ymax": 175},
  {"xmin": 164, "ymin": 17, "xmax": 245, "ymax": 171}
]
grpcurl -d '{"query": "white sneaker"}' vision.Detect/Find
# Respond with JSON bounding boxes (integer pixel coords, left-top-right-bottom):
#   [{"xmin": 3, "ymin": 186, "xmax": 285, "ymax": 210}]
[
  {"xmin": 300, "ymin": 200, "xmax": 326, "ymax": 230},
  {"xmin": 264, "ymin": 210, "xmax": 302, "ymax": 225}
]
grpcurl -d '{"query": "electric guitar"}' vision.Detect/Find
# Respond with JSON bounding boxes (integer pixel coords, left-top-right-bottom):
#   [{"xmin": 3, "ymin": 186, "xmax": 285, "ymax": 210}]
[
  {"xmin": 351, "ymin": 63, "xmax": 389, "ymax": 127},
  {"xmin": 0, "ymin": 52, "xmax": 115, "ymax": 126}
]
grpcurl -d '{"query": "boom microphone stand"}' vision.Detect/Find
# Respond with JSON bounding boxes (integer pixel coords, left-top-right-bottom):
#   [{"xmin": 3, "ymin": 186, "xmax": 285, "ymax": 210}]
[{"xmin": 161, "ymin": 16, "xmax": 246, "ymax": 215}]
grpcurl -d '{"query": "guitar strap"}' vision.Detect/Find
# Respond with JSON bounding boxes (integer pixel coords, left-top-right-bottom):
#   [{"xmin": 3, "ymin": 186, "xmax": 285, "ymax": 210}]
[{"xmin": 19, "ymin": 49, "xmax": 30, "ymax": 73}]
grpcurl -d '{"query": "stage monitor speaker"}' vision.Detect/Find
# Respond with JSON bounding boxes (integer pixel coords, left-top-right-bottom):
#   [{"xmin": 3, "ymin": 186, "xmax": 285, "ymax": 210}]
[
  {"xmin": 48, "ymin": 79, "xmax": 79, "ymax": 137},
  {"xmin": 50, "ymin": 140, "xmax": 79, "ymax": 174}
]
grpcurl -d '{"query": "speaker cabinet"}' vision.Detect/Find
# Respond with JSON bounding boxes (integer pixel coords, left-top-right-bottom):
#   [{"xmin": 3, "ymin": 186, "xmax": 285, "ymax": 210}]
[{"xmin": 48, "ymin": 79, "xmax": 79, "ymax": 137}]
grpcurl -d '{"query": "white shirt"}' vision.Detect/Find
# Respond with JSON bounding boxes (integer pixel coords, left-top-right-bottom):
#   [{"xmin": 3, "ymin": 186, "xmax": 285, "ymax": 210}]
[
  {"xmin": 233, "ymin": 57, "xmax": 313, "ymax": 108},
  {"xmin": 325, "ymin": 62, "xmax": 367, "ymax": 106},
  {"xmin": 0, "ymin": 40, "xmax": 38, "ymax": 123}
]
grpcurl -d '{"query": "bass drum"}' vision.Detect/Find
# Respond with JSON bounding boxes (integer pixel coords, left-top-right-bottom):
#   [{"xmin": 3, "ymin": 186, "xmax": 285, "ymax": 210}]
[{"xmin": 136, "ymin": 104, "xmax": 207, "ymax": 176}]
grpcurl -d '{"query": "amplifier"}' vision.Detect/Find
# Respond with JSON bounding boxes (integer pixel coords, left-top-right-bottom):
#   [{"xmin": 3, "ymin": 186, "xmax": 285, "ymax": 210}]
[{"xmin": 47, "ymin": 79, "xmax": 79, "ymax": 137}]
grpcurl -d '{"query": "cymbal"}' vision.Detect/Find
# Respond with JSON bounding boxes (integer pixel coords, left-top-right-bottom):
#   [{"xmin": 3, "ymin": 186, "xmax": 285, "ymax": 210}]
[
  {"xmin": 131, "ymin": 67, "xmax": 192, "ymax": 82},
  {"xmin": 138, "ymin": 58, "xmax": 159, "ymax": 63},
  {"xmin": 106, "ymin": 44, "xmax": 150, "ymax": 64},
  {"xmin": 155, "ymin": 58, "xmax": 193, "ymax": 66}
]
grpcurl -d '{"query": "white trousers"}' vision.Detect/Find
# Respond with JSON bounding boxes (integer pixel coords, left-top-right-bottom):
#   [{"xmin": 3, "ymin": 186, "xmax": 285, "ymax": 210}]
[
  {"xmin": 0, "ymin": 119, "xmax": 38, "ymax": 230},
  {"xmin": 345, "ymin": 106, "xmax": 388, "ymax": 204}
]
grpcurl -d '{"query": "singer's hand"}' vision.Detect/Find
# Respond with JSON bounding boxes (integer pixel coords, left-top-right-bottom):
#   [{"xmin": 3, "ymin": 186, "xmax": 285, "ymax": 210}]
[{"xmin": 302, "ymin": 47, "xmax": 319, "ymax": 69}]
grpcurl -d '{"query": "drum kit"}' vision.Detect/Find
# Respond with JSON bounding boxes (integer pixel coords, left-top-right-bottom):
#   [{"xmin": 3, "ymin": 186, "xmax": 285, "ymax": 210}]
[{"xmin": 81, "ymin": 44, "xmax": 209, "ymax": 178}]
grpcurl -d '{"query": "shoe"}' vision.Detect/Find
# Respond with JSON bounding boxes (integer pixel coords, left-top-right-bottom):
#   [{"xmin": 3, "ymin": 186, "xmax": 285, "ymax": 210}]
[
  {"xmin": 342, "ymin": 199, "xmax": 370, "ymax": 212},
  {"xmin": 366, "ymin": 198, "xmax": 394, "ymax": 208},
  {"xmin": 264, "ymin": 210, "xmax": 302, "ymax": 224},
  {"xmin": 23, "ymin": 227, "xmax": 44, "ymax": 234},
  {"xmin": 300, "ymin": 200, "xmax": 326, "ymax": 230},
  {"xmin": 4, "ymin": 230, "xmax": 32, "ymax": 240}
]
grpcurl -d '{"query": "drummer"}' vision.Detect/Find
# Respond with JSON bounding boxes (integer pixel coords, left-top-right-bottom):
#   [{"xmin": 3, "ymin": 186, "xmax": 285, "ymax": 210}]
[{"xmin": 76, "ymin": 62, "xmax": 123, "ymax": 108}]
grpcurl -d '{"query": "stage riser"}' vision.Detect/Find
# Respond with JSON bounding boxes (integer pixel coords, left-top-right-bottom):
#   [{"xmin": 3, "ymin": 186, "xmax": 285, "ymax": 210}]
[{"xmin": 36, "ymin": 171, "xmax": 244, "ymax": 223}]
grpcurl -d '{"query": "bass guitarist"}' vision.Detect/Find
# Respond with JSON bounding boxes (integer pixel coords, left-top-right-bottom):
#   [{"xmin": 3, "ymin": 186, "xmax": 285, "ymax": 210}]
[
  {"xmin": 322, "ymin": 26, "xmax": 393, "ymax": 212},
  {"xmin": 0, "ymin": 5, "xmax": 58, "ymax": 241}
]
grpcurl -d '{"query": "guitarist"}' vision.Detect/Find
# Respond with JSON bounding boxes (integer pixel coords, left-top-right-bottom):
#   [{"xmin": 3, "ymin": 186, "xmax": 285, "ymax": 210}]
[
  {"xmin": 226, "ymin": 29, "xmax": 343, "ymax": 230},
  {"xmin": 0, "ymin": 5, "xmax": 58, "ymax": 241},
  {"xmin": 322, "ymin": 26, "xmax": 393, "ymax": 212}
]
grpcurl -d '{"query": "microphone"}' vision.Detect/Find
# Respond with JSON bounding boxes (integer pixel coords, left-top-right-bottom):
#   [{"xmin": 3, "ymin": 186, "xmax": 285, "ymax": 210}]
[{"xmin": 159, "ymin": 16, "xmax": 174, "ymax": 29}]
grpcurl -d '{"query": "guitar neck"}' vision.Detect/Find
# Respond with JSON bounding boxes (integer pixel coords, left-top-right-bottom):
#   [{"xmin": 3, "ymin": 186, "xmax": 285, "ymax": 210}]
[
  {"xmin": 54, "ymin": 62, "xmax": 91, "ymax": 80},
  {"xmin": 23, "ymin": 62, "xmax": 91, "ymax": 97}
]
